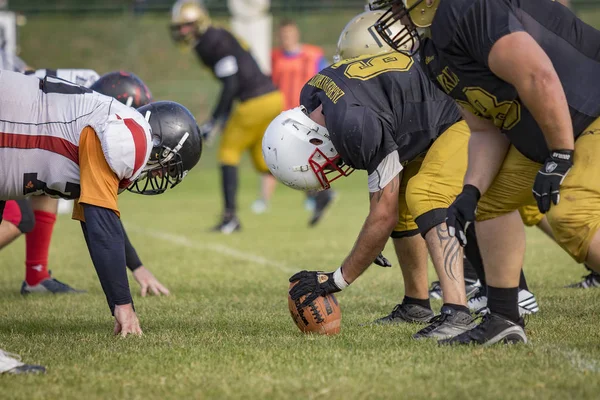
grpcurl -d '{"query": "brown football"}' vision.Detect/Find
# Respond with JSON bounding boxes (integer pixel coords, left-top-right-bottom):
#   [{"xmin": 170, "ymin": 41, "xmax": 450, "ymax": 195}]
[{"xmin": 288, "ymin": 282, "xmax": 341, "ymax": 335}]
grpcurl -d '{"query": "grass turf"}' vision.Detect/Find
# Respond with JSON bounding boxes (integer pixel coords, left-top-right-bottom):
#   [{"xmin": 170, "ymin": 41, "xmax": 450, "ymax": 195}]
[{"xmin": 2, "ymin": 8, "xmax": 600, "ymax": 400}]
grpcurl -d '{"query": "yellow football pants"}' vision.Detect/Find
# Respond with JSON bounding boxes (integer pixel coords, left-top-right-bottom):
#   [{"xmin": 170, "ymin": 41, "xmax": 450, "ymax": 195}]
[
  {"xmin": 477, "ymin": 118, "xmax": 600, "ymax": 262},
  {"xmin": 219, "ymin": 90, "xmax": 284, "ymax": 173}
]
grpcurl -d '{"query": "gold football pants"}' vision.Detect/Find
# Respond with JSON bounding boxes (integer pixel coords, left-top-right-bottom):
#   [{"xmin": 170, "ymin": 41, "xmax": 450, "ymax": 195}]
[
  {"xmin": 219, "ymin": 90, "xmax": 284, "ymax": 173},
  {"xmin": 477, "ymin": 118, "xmax": 600, "ymax": 262}
]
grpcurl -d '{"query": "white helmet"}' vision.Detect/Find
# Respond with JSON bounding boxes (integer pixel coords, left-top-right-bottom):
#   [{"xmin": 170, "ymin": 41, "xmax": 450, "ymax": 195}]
[{"xmin": 262, "ymin": 107, "xmax": 354, "ymax": 191}]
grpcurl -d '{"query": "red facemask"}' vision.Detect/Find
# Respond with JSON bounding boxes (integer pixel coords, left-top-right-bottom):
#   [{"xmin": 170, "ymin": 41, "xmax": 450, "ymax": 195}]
[{"xmin": 308, "ymin": 148, "xmax": 355, "ymax": 190}]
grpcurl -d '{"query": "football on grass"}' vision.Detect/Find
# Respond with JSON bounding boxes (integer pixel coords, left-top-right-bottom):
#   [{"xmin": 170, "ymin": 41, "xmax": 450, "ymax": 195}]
[{"xmin": 288, "ymin": 282, "xmax": 341, "ymax": 335}]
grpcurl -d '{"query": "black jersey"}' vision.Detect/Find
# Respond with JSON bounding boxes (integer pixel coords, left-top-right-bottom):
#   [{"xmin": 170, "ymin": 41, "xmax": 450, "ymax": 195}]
[
  {"xmin": 194, "ymin": 26, "xmax": 276, "ymax": 101},
  {"xmin": 300, "ymin": 52, "xmax": 461, "ymax": 175},
  {"xmin": 421, "ymin": 0, "xmax": 600, "ymax": 163}
]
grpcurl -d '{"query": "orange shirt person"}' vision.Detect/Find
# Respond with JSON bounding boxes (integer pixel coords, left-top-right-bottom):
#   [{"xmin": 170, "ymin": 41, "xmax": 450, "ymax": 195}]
[{"xmin": 271, "ymin": 19, "xmax": 329, "ymax": 110}]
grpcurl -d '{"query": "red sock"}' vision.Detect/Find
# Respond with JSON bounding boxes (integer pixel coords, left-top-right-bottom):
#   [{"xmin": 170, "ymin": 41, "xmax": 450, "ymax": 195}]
[{"xmin": 24, "ymin": 210, "xmax": 56, "ymax": 286}]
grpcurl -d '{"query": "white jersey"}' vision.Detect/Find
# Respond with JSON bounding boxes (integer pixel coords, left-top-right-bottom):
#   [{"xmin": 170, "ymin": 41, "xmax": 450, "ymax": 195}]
[
  {"xmin": 33, "ymin": 69, "xmax": 100, "ymax": 89},
  {"xmin": 0, "ymin": 70, "xmax": 152, "ymax": 200}
]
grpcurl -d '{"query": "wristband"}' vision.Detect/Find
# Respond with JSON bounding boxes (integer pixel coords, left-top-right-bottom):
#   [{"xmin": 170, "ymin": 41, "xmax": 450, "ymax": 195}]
[{"xmin": 333, "ymin": 267, "xmax": 349, "ymax": 290}]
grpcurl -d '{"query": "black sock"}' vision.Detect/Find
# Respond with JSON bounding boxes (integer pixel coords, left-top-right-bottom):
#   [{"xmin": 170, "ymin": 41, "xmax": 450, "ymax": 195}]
[
  {"xmin": 463, "ymin": 256, "xmax": 479, "ymax": 283},
  {"xmin": 221, "ymin": 165, "xmax": 238, "ymax": 214},
  {"xmin": 442, "ymin": 303, "xmax": 470, "ymax": 314},
  {"xmin": 519, "ymin": 270, "xmax": 529, "ymax": 291},
  {"xmin": 403, "ymin": 295, "xmax": 430, "ymax": 309},
  {"xmin": 465, "ymin": 224, "xmax": 486, "ymax": 287},
  {"xmin": 487, "ymin": 286, "xmax": 519, "ymax": 322}
]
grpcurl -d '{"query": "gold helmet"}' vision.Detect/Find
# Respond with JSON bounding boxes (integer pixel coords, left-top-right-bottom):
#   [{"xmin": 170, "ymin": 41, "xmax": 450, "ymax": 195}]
[
  {"xmin": 170, "ymin": 0, "xmax": 211, "ymax": 45},
  {"xmin": 334, "ymin": 10, "xmax": 407, "ymax": 62},
  {"xmin": 369, "ymin": 0, "xmax": 440, "ymax": 56}
]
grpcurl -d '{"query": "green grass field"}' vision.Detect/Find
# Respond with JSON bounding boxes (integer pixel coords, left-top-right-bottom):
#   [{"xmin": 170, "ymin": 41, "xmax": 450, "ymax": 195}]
[{"xmin": 2, "ymin": 8, "xmax": 600, "ymax": 400}]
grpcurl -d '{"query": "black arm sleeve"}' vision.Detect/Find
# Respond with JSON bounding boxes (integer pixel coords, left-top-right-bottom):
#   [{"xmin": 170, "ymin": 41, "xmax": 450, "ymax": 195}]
[
  {"xmin": 121, "ymin": 221, "xmax": 143, "ymax": 272},
  {"xmin": 81, "ymin": 204, "xmax": 132, "ymax": 315},
  {"xmin": 211, "ymin": 74, "xmax": 239, "ymax": 121}
]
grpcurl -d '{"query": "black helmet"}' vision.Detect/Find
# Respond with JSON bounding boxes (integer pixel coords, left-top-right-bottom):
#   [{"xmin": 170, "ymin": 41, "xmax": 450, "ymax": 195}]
[
  {"xmin": 128, "ymin": 101, "xmax": 203, "ymax": 195},
  {"xmin": 90, "ymin": 71, "xmax": 153, "ymax": 108}
]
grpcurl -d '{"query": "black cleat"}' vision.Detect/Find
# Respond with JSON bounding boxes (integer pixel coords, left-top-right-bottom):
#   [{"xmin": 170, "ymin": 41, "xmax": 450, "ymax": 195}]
[
  {"xmin": 413, "ymin": 306, "xmax": 476, "ymax": 340},
  {"xmin": 211, "ymin": 213, "xmax": 241, "ymax": 234},
  {"xmin": 372, "ymin": 303, "xmax": 434, "ymax": 325},
  {"xmin": 565, "ymin": 269, "xmax": 600, "ymax": 289},
  {"xmin": 309, "ymin": 190, "xmax": 336, "ymax": 227},
  {"xmin": 439, "ymin": 313, "xmax": 527, "ymax": 346},
  {"xmin": 21, "ymin": 273, "xmax": 85, "ymax": 295}
]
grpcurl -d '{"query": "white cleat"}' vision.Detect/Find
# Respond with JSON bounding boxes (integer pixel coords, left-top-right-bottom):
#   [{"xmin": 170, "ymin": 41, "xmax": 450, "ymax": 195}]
[
  {"xmin": 0, "ymin": 349, "xmax": 45, "ymax": 374},
  {"xmin": 468, "ymin": 288, "xmax": 539, "ymax": 316}
]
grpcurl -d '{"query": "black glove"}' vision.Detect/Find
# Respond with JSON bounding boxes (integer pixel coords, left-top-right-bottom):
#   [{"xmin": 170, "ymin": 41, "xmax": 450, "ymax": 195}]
[
  {"xmin": 532, "ymin": 149, "xmax": 573, "ymax": 213},
  {"xmin": 446, "ymin": 184, "xmax": 481, "ymax": 247},
  {"xmin": 289, "ymin": 270, "xmax": 342, "ymax": 308},
  {"xmin": 374, "ymin": 253, "xmax": 392, "ymax": 267}
]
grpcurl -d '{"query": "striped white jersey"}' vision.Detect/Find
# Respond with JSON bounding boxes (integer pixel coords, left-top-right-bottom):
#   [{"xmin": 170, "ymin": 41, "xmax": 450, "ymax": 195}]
[{"xmin": 0, "ymin": 70, "xmax": 152, "ymax": 200}]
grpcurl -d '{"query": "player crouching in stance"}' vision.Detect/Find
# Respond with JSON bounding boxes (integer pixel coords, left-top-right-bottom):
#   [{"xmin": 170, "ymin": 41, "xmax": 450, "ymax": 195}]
[
  {"xmin": 0, "ymin": 71, "xmax": 202, "ymax": 336},
  {"xmin": 264, "ymin": 11, "xmax": 480, "ymax": 341},
  {"xmin": 371, "ymin": 0, "xmax": 600, "ymax": 345},
  {"xmin": 1, "ymin": 70, "xmax": 170, "ymax": 297}
]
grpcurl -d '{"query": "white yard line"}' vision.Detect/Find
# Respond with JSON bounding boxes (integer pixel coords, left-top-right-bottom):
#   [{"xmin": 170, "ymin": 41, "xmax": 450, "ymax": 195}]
[
  {"xmin": 540, "ymin": 344, "xmax": 600, "ymax": 374},
  {"xmin": 129, "ymin": 227, "xmax": 298, "ymax": 274}
]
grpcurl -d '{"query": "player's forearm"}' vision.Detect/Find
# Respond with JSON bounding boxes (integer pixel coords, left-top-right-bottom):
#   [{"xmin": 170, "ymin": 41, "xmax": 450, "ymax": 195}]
[
  {"xmin": 121, "ymin": 221, "xmax": 143, "ymax": 272},
  {"xmin": 515, "ymin": 70, "xmax": 574, "ymax": 151},
  {"xmin": 464, "ymin": 130, "xmax": 510, "ymax": 194},
  {"xmin": 211, "ymin": 75, "xmax": 239, "ymax": 121},
  {"xmin": 81, "ymin": 205, "xmax": 133, "ymax": 314},
  {"xmin": 341, "ymin": 207, "xmax": 397, "ymax": 284}
]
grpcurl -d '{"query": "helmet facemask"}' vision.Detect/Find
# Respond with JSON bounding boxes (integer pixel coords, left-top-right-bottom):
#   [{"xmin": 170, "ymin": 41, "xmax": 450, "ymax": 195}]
[
  {"xmin": 169, "ymin": 22, "xmax": 199, "ymax": 46},
  {"xmin": 127, "ymin": 132, "xmax": 190, "ymax": 195},
  {"xmin": 370, "ymin": 0, "xmax": 438, "ymax": 57},
  {"xmin": 308, "ymin": 146, "xmax": 354, "ymax": 190}
]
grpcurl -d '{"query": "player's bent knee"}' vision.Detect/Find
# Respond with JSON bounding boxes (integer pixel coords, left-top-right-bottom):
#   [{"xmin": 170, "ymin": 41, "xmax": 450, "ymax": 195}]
[
  {"xmin": 547, "ymin": 206, "xmax": 600, "ymax": 263},
  {"xmin": 16, "ymin": 199, "xmax": 35, "ymax": 233},
  {"xmin": 2, "ymin": 200, "xmax": 36, "ymax": 233}
]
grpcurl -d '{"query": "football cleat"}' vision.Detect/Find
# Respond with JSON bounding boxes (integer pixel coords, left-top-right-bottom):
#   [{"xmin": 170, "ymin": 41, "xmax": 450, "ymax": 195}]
[
  {"xmin": 211, "ymin": 213, "xmax": 241, "ymax": 234},
  {"xmin": 468, "ymin": 288, "xmax": 539, "ymax": 316},
  {"xmin": 21, "ymin": 274, "xmax": 85, "ymax": 295},
  {"xmin": 250, "ymin": 199, "xmax": 269, "ymax": 215},
  {"xmin": 565, "ymin": 270, "xmax": 600, "ymax": 289},
  {"xmin": 413, "ymin": 306, "xmax": 476, "ymax": 340},
  {"xmin": 372, "ymin": 303, "xmax": 434, "ymax": 325},
  {"xmin": 309, "ymin": 190, "xmax": 336, "ymax": 227},
  {"xmin": 0, "ymin": 350, "xmax": 45, "ymax": 374},
  {"xmin": 439, "ymin": 313, "xmax": 527, "ymax": 346},
  {"xmin": 428, "ymin": 279, "xmax": 481, "ymax": 300}
]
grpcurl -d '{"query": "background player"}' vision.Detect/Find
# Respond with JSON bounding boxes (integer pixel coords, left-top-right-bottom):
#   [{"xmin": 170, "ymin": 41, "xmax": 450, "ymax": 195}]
[
  {"xmin": 270, "ymin": 18, "xmax": 336, "ymax": 226},
  {"xmin": 0, "ymin": 71, "xmax": 202, "ymax": 335},
  {"xmin": 170, "ymin": 0, "xmax": 283, "ymax": 234}
]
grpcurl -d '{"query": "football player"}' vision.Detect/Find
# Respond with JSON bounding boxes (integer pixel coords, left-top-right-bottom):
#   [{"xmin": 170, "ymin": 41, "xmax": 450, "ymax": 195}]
[
  {"xmin": 0, "ymin": 70, "xmax": 202, "ymax": 335},
  {"xmin": 371, "ymin": 0, "xmax": 600, "ymax": 345},
  {"xmin": 264, "ymin": 11, "xmax": 482, "ymax": 340},
  {"xmin": 170, "ymin": 0, "xmax": 284, "ymax": 233},
  {"xmin": 1, "ymin": 71, "xmax": 170, "ymax": 297}
]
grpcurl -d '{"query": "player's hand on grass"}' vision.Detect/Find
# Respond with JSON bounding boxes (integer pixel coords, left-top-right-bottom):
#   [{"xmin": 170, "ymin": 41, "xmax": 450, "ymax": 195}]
[
  {"xmin": 133, "ymin": 266, "xmax": 170, "ymax": 297},
  {"xmin": 289, "ymin": 270, "xmax": 345, "ymax": 308},
  {"xmin": 533, "ymin": 149, "xmax": 573, "ymax": 213},
  {"xmin": 113, "ymin": 303, "xmax": 143, "ymax": 338},
  {"xmin": 446, "ymin": 184, "xmax": 480, "ymax": 247},
  {"xmin": 199, "ymin": 118, "xmax": 222, "ymax": 146}
]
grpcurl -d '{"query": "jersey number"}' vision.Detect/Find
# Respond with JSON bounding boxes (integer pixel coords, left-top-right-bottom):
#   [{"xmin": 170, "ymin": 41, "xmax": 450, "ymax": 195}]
[
  {"xmin": 458, "ymin": 87, "xmax": 521, "ymax": 130},
  {"xmin": 331, "ymin": 52, "xmax": 414, "ymax": 81},
  {"xmin": 23, "ymin": 173, "xmax": 81, "ymax": 199}
]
